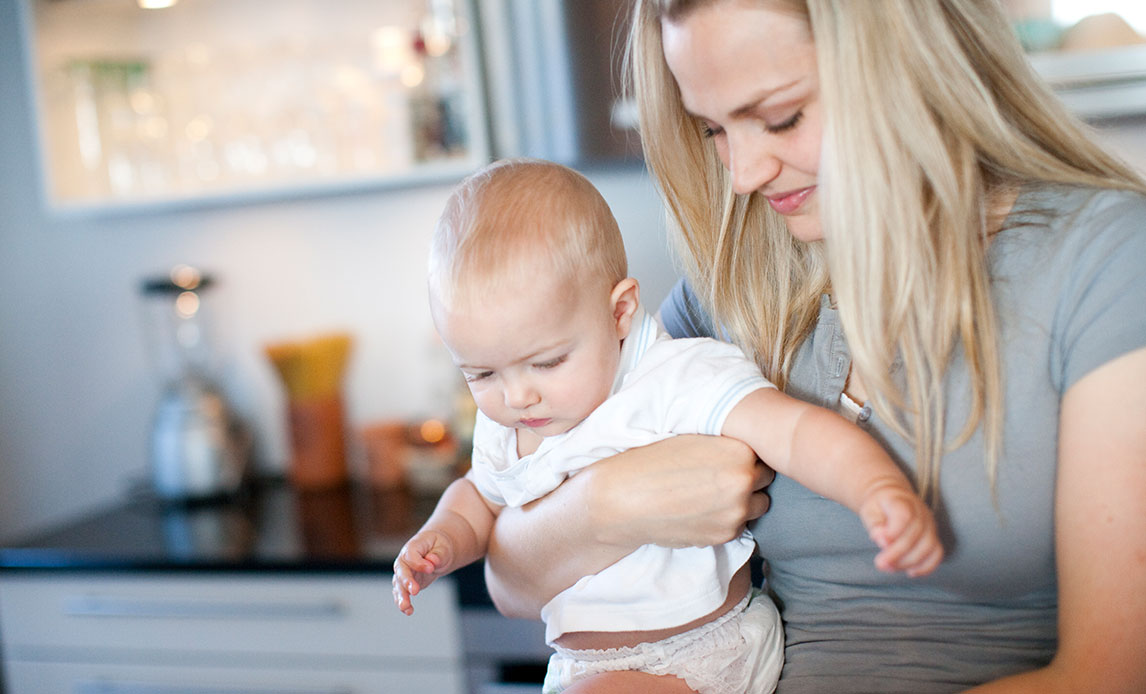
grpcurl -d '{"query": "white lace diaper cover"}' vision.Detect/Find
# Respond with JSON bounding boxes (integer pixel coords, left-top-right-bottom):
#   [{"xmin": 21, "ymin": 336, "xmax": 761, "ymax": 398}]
[{"xmin": 542, "ymin": 590, "xmax": 783, "ymax": 694}]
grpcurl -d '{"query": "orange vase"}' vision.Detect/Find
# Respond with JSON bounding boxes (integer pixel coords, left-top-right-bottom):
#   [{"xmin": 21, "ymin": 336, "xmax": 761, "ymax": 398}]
[
  {"xmin": 363, "ymin": 420, "xmax": 410, "ymax": 490},
  {"xmin": 265, "ymin": 333, "xmax": 353, "ymax": 490},
  {"xmin": 286, "ymin": 395, "xmax": 348, "ymax": 489}
]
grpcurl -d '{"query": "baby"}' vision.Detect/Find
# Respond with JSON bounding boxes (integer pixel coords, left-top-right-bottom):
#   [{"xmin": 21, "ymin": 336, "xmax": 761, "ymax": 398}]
[{"xmin": 394, "ymin": 158, "xmax": 943, "ymax": 694}]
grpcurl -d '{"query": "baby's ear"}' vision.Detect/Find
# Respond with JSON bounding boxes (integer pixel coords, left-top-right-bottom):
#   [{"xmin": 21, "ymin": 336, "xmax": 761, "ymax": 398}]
[{"xmin": 610, "ymin": 278, "xmax": 640, "ymax": 339}]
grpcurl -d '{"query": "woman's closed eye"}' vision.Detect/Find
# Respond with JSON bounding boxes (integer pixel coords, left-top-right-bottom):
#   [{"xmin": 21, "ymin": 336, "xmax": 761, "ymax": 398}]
[
  {"xmin": 699, "ymin": 110, "xmax": 804, "ymax": 138},
  {"xmin": 764, "ymin": 110, "xmax": 802, "ymax": 134}
]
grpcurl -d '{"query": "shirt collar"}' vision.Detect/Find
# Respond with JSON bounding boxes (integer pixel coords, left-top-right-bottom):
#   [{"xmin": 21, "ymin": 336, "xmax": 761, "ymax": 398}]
[{"xmin": 611, "ymin": 305, "xmax": 664, "ymax": 395}]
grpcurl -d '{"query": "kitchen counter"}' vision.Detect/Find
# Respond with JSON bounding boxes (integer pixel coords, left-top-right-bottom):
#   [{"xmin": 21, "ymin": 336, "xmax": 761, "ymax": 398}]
[
  {"xmin": 0, "ymin": 479, "xmax": 546, "ymax": 694},
  {"xmin": 0, "ymin": 477, "xmax": 488, "ymax": 602}
]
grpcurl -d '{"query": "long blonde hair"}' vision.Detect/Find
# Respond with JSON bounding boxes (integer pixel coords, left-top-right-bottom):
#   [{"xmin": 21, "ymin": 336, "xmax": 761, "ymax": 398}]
[{"xmin": 627, "ymin": 0, "xmax": 1146, "ymax": 500}]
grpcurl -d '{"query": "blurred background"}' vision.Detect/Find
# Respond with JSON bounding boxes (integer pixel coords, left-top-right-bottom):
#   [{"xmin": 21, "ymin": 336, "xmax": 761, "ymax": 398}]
[{"xmin": 1, "ymin": 0, "xmax": 1145, "ymax": 540}]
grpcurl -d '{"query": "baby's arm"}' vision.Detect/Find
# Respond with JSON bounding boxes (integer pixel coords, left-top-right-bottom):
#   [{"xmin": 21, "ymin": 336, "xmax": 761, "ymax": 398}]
[
  {"xmin": 393, "ymin": 472, "xmax": 502, "ymax": 615},
  {"xmin": 722, "ymin": 388, "xmax": 943, "ymax": 576}
]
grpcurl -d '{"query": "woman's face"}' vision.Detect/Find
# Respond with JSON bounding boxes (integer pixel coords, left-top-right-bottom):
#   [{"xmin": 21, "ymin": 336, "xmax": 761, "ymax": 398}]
[{"xmin": 662, "ymin": 2, "xmax": 824, "ymax": 242}]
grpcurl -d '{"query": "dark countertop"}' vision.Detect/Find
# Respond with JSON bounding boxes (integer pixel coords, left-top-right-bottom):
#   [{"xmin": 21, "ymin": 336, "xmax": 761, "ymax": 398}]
[{"xmin": 0, "ymin": 478, "xmax": 490, "ymax": 605}]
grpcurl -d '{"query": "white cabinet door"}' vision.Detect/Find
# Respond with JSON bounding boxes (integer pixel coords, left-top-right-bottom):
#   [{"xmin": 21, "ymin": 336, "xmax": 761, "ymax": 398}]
[
  {"xmin": 0, "ymin": 572, "xmax": 465, "ymax": 694},
  {"xmin": 5, "ymin": 660, "xmax": 464, "ymax": 694},
  {"xmin": 0, "ymin": 573, "xmax": 460, "ymax": 659}
]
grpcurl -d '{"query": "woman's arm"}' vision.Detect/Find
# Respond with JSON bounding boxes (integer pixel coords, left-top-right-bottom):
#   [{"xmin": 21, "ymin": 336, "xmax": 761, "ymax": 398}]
[
  {"xmin": 965, "ymin": 346, "xmax": 1146, "ymax": 693},
  {"xmin": 484, "ymin": 434, "xmax": 772, "ymax": 618}
]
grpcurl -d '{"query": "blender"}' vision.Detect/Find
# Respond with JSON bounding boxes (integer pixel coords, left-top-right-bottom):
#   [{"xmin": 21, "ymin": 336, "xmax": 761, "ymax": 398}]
[{"xmin": 141, "ymin": 265, "xmax": 247, "ymax": 502}]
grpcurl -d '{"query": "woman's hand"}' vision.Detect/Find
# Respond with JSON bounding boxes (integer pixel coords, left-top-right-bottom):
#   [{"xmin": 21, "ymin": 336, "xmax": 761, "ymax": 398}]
[
  {"xmin": 591, "ymin": 434, "xmax": 773, "ymax": 549},
  {"xmin": 484, "ymin": 434, "xmax": 772, "ymax": 619}
]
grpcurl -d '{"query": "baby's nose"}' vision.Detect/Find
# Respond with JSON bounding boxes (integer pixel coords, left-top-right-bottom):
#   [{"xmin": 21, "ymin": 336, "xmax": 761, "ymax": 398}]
[{"xmin": 503, "ymin": 379, "xmax": 540, "ymax": 409}]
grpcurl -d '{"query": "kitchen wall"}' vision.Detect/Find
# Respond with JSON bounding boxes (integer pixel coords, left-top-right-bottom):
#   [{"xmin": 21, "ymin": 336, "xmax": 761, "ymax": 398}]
[
  {"xmin": 0, "ymin": 0, "xmax": 679, "ymax": 539},
  {"xmin": 4, "ymin": 0, "xmax": 1146, "ymax": 540}
]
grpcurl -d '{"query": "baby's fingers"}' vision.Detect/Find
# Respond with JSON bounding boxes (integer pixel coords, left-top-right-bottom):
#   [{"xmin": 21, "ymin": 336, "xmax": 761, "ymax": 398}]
[
  {"xmin": 392, "ymin": 573, "xmax": 418, "ymax": 615},
  {"xmin": 905, "ymin": 542, "xmax": 945, "ymax": 578},
  {"xmin": 871, "ymin": 496, "xmax": 916, "ymax": 544},
  {"xmin": 858, "ymin": 503, "xmax": 889, "ymax": 546},
  {"xmin": 398, "ymin": 541, "xmax": 447, "ymax": 575},
  {"xmin": 874, "ymin": 532, "xmax": 914, "ymax": 572},
  {"xmin": 403, "ymin": 552, "xmax": 439, "ymax": 575},
  {"xmin": 874, "ymin": 516, "xmax": 943, "ymax": 576},
  {"xmin": 897, "ymin": 516, "xmax": 944, "ymax": 575},
  {"xmin": 872, "ymin": 511, "xmax": 926, "ymax": 570}
]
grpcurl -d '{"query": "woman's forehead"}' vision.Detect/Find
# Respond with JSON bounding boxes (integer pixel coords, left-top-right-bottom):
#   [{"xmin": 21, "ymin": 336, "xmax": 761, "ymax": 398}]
[{"xmin": 662, "ymin": 3, "xmax": 815, "ymax": 118}]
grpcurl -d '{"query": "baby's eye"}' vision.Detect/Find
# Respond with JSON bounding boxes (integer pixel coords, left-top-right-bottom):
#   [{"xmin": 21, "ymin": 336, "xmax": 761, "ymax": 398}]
[
  {"xmin": 464, "ymin": 371, "xmax": 492, "ymax": 383},
  {"xmin": 533, "ymin": 355, "xmax": 567, "ymax": 370}
]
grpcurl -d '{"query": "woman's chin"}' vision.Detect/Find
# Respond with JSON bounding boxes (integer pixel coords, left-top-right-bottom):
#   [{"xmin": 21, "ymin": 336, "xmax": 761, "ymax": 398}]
[{"xmin": 784, "ymin": 217, "xmax": 824, "ymax": 243}]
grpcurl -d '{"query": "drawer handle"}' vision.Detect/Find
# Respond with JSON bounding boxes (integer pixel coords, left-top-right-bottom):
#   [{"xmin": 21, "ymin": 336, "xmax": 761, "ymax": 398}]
[
  {"xmin": 63, "ymin": 595, "xmax": 345, "ymax": 620},
  {"xmin": 76, "ymin": 684, "xmax": 354, "ymax": 694}
]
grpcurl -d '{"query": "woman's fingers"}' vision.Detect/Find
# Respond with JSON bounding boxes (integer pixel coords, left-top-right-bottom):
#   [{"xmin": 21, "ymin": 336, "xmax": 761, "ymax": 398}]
[
  {"xmin": 747, "ymin": 461, "xmax": 774, "ymax": 521},
  {"xmin": 755, "ymin": 459, "xmax": 776, "ymax": 491}
]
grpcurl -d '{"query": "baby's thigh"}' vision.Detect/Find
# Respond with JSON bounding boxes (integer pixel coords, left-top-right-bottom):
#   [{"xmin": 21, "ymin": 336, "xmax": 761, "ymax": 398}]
[{"xmin": 563, "ymin": 670, "xmax": 697, "ymax": 694}]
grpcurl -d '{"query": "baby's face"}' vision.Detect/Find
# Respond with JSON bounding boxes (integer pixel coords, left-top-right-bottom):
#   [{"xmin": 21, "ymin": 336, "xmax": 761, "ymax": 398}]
[{"xmin": 432, "ymin": 274, "xmax": 625, "ymax": 439}]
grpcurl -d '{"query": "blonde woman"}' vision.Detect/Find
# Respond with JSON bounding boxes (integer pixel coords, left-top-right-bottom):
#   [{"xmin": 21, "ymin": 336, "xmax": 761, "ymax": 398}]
[{"xmin": 483, "ymin": 0, "xmax": 1146, "ymax": 692}]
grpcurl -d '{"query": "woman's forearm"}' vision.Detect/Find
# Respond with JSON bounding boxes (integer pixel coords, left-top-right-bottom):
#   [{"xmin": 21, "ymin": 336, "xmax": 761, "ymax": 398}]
[
  {"xmin": 484, "ymin": 464, "xmax": 631, "ymax": 618},
  {"xmin": 483, "ymin": 434, "xmax": 769, "ymax": 618}
]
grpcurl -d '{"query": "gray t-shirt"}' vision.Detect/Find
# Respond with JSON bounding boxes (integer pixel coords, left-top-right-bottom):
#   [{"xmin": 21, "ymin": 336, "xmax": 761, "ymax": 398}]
[{"xmin": 659, "ymin": 184, "xmax": 1146, "ymax": 693}]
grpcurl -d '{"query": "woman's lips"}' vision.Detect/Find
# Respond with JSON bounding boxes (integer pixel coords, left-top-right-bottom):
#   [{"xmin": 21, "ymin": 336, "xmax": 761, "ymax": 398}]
[{"xmin": 766, "ymin": 186, "xmax": 815, "ymax": 215}]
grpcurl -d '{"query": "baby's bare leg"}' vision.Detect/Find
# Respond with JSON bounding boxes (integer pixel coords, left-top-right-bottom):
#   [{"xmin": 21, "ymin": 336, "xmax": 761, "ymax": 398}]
[{"xmin": 563, "ymin": 670, "xmax": 697, "ymax": 693}]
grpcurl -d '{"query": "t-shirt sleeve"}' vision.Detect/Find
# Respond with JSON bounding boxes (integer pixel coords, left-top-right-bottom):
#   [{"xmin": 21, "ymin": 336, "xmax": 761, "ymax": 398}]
[
  {"xmin": 1052, "ymin": 193, "xmax": 1146, "ymax": 393},
  {"xmin": 654, "ymin": 339, "xmax": 775, "ymax": 436},
  {"xmin": 658, "ymin": 278, "xmax": 717, "ymax": 339}
]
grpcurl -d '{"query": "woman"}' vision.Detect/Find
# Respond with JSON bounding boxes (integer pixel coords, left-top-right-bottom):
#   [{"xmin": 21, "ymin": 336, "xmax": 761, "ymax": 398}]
[{"xmin": 485, "ymin": 1, "xmax": 1146, "ymax": 691}]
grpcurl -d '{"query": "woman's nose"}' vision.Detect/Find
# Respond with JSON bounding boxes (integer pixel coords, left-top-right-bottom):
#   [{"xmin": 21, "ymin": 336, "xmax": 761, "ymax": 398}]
[
  {"xmin": 503, "ymin": 378, "xmax": 540, "ymax": 410},
  {"xmin": 727, "ymin": 129, "xmax": 781, "ymax": 196}
]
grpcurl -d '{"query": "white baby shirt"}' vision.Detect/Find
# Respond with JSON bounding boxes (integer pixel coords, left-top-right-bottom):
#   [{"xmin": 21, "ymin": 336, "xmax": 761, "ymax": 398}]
[{"xmin": 469, "ymin": 306, "xmax": 774, "ymax": 643}]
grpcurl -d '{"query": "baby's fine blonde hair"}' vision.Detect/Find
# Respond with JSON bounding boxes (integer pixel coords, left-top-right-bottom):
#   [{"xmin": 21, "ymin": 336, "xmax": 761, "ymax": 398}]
[{"xmin": 429, "ymin": 158, "xmax": 629, "ymax": 308}]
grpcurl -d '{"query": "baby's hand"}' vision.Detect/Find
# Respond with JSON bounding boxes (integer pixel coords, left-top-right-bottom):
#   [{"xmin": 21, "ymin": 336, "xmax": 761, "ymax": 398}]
[
  {"xmin": 858, "ymin": 485, "xmax": 944, "ymax": 577},
  {"xmin": 392, "ymin": 531, "xmax": 454, "ymax": 615}
]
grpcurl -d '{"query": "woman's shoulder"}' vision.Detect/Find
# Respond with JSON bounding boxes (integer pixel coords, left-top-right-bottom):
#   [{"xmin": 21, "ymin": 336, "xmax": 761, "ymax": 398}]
[
  {"xmin": 1010, "ymin": 182, "xmax": 1146, "ymax": 237},
  {"xmin": 997, "ymin": 182, "xmax": 1146, "ymax": 269},
  {"xmin": 997, "ymin": 182, "xmax": 1146, "ymax": 392},
  {"xmin": 658, "ymin": 277, "xmax": 717, "ymax": 340}
]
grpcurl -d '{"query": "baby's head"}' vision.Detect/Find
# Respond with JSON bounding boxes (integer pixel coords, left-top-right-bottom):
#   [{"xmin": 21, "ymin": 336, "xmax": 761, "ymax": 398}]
[
  {"xmin": 428, "ymin": 158, "xmax": 640, "ymax": 439},
  {"xmin": 428, "ymin": 157, "xmax": 628, "ymax": 308}
]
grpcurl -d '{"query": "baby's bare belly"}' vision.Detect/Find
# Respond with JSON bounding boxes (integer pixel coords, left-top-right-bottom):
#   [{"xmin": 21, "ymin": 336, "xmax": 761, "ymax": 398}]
[{"xmin": 552, "ymin": 563, "xmax": 752, "ymax": 651}]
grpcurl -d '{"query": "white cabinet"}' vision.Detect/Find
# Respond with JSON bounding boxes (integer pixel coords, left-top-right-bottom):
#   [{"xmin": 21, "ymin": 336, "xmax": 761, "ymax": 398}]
[
  {"xmin": 0, "ymin": 572, "xmax": 465, "ymax": 694},
  {"xmin": 15, "ymin": 0, "xmax": 490, "ymax": 213}
]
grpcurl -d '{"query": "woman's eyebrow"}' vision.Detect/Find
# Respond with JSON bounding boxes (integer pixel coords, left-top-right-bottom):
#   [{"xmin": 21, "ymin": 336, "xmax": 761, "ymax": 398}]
[{"xmin": 683, "ymin": 78, "xmax": 804, "ymax": 121}]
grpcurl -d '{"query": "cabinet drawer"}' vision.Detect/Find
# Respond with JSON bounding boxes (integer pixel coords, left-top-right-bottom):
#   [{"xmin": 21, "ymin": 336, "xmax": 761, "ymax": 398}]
[
  {"xmin": 5, "ymin": 659, "xmax": 465, "ymax": 694},
  {"xmin": 0, "ymin": 573, "xmax": 460, "ymax": 662}
]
